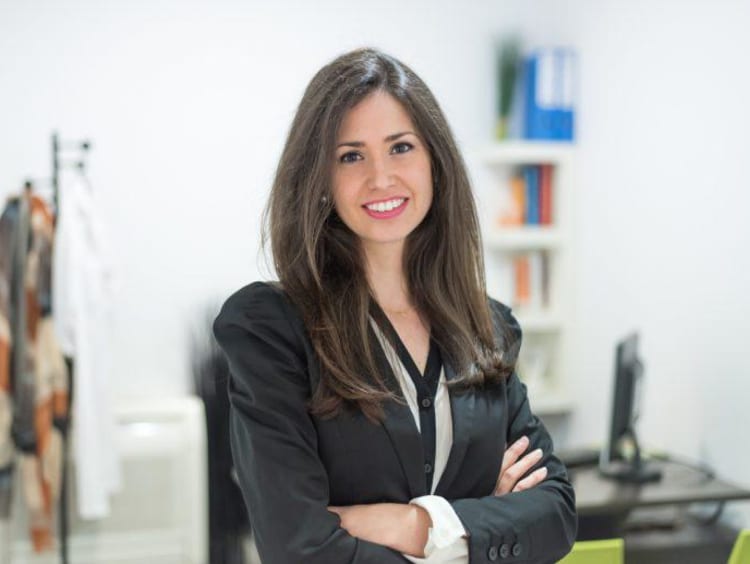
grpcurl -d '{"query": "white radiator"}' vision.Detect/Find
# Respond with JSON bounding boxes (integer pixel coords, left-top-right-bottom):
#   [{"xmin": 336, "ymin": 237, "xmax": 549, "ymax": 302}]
[{"xmin": 6, "ymin": 396, "xmax": 208, "ymax": 564}]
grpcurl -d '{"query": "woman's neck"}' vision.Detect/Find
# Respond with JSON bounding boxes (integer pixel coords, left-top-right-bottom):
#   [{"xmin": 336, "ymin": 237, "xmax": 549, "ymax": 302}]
[{"xmin": 363, "ymin": 241, "xmax": 413, "ymax": 314}]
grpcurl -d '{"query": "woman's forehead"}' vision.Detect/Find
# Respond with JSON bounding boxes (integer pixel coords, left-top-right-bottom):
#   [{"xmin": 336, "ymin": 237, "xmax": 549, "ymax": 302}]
[{"xmin": 336, "ymin": 92, "xmax": 416, "ymax": 142}]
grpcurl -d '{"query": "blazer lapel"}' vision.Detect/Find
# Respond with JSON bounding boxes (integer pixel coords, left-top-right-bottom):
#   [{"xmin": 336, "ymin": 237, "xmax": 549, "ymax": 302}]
[
  {"xmin": 369, "ymin": 324, "xmax": 428, "ymax": 499},
  {"xmin": 434, "ymin": 360, "xmax": 476, "ymax": 496}
]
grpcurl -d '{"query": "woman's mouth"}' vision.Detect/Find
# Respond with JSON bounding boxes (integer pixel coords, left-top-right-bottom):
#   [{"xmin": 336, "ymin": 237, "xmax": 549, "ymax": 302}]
[{"xmin": 362, "ymin": 197, "xmax": 408, "ymax": 219}]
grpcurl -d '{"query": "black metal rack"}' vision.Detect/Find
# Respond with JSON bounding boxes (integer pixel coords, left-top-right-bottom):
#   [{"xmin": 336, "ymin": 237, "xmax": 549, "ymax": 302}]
[
  {"xmin": 50, "ymin": 131, "xmax": 92, "ymax": 220},
  {"xmin": 22, "ymin": 132, "xmax": 92, "ymax": 564},
  {"xmin": 52, "ymin": 131, "xmax": 92, "ymax": 564}
]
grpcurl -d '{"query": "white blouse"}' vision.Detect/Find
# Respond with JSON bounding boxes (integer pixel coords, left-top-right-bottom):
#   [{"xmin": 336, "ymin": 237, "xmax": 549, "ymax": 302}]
[{"xmin": 370, "ymin": 319, "xmax": 469, "ymax": 563}]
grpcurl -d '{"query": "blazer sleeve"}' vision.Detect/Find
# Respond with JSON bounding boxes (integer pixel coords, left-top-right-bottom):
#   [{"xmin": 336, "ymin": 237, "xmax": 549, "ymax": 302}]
[
  {"xmin": 447, "ymin": 300, "xmax": 577, "ymax": 564},
  {"xmin": 213, "ymin": 282, "xmax": 411, "ymax": 564}
]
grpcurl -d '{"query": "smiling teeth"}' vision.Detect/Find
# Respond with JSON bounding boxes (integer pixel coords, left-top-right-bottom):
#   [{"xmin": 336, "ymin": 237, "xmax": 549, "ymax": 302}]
[{"xmin": 366, "ymin": 198, "xmax": 405, "ymax": 212}]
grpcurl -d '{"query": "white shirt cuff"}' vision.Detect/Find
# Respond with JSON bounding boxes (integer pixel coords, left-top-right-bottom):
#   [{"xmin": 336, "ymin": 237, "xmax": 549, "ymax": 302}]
[{"xmin": 409, "ymin": 495, "xmax": 468, "ymax": 557}]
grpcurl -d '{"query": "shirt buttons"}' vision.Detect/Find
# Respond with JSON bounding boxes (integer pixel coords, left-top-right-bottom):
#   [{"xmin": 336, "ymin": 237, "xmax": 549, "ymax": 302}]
[
  {"xmin": 421, "ymin": 397, "xmax": 432, "ymax": 408},
  {"xmin": 499, "ymin": 543, "xmax": 510, "ymax": 558},
  {"xmin": 424, "ymin": 462, "xmax": 433, "ymax": 474},
  {"xmin": 487, "ymin": 545, "xmax": 498, "ymax": 561},
  {"xmin": 512, "ymin": 543, "xmax": 522, "ymax": 557}
]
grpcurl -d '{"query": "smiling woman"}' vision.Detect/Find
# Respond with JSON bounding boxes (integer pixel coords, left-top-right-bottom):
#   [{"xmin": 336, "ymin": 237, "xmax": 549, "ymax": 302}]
[
  {"xmin": 213, "ymin": 47, "xmax": 576, "ymax": 564},
  {"xmin": 332, "ymin": 91, "xmax": 433, "ymax": 254}
]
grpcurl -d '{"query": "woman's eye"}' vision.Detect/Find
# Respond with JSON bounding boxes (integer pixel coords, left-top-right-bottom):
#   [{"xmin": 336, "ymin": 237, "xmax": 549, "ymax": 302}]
[
  {"xmin": 392, "ymin": 142, "xmax": 413, "ymax": 154},
  {"xmin": 339, "ymin": 151, "xmax": 361, "ymax": 164},
  {"xmin": 338, "ymin": 142, "xmax": 413, "ymax": 164}
]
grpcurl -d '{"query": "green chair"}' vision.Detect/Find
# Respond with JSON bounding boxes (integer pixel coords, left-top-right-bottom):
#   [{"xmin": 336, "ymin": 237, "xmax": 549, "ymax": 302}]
[
  {"xmin": 729, "ymin": 529, "xmax": 750, "ymax": 564},
  {"xmin": 557, "ymin": 538, "xmax": 624, "ymax": 564}
]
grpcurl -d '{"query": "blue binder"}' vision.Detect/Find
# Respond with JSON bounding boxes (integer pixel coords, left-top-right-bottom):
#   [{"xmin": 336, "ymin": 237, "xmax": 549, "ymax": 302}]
[
  {"xmin": 523, "ymin": 166, "xmax": 540, "ymax": 225},
  {"xmin": 523, "ymin": 48, "xmax": 576, "ymax": 141}
]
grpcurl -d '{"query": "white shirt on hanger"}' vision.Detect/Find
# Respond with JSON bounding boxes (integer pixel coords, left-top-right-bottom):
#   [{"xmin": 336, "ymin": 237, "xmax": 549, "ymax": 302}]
[{"xmin": 52, "ymin": 169, "xmax": 121, "ymax": 519}]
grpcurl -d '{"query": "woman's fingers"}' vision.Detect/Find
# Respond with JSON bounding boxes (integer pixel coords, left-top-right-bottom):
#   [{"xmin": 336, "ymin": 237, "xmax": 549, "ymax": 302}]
[
  {"xmin": 495, "ymin": 447, "xmax": 545, "ymax": 495},
  {"xmin": 512, "ymin": 466, "xmax": 548, "ymax": 493},
  {"xmin": 495, "ymin": 436, "xmax": 531, "ymax": 495},
  {"xmin": 499, "ymin": 435, "xmax": 530, "ymax": 477}
]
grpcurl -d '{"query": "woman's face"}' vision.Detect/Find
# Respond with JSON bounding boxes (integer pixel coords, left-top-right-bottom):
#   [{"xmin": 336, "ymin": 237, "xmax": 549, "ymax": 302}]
[{"xmin": 331, "ymin": 91, "xmax": 433, "ymax": 256}]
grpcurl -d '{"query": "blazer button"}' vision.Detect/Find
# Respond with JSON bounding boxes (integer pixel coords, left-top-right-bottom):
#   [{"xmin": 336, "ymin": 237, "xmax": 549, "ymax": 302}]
[
  {"xmin": 512, "ymin": 543, "xmax": 522, "ymax": 557},
  {"xmin": 487, "ymin": 546, "xmax": 498, "ymax": 561},
  {"xmin": 421, "ymin": 397, "xmax": 432, "ymax": 408},
  {"xmin": 424, "ymin": 462, "xmax": 433, "ymax": 474},
  {"xmin": 499, "ymin": 543, "xmax": 510, "ymax": 558}
]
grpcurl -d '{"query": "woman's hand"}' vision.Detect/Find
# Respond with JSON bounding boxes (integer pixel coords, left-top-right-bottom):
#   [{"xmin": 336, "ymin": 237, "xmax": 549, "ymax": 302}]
[
  {"xmin": 327, "ymin": 438, "xmax": 547, "ymax": 555},
  {"xmin": 327, "ymin": 503, "xmax": 431, "ymax": 557},
  {"xmin": 494, "ymin": 435, "xmax": 548, "ymax": 495}
]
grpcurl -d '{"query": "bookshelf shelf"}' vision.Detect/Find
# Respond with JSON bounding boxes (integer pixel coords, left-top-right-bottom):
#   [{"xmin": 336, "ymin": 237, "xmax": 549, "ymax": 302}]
[
  {"xmin": 514, "ymin": 311, "xmax": 563, "ymax": 332},
  {"xmin": 484, "ymin": 227, "xmax": 562, "ymax": 250},
  {"xmin": 477, "ymin": 140, "xmax": 576, "ymax": 416},
  {"xmin": 481, "ymin": 141, "xmax": 574, "ymax": 166}
]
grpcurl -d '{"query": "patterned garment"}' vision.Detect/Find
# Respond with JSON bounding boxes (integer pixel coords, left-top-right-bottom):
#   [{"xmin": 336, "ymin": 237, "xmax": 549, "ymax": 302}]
[
  {"xmin": 0, "ymin": 191, "xmax": 69, "ymax": 553},
  {"xmin": 0, "ymin": 196, "xmax": 19, "ymax": 522}
]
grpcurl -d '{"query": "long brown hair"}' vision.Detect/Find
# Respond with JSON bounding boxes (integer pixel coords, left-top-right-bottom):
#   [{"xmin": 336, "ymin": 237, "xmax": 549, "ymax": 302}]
[{"xmin": 264, "ymin": 47, "xmax": 516, "ymax": 423}]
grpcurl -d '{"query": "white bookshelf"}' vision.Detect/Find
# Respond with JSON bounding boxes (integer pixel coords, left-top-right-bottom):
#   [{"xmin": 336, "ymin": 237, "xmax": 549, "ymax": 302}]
[{"xmin": 477, "ymin": 141, "xmax": 576, "ymax": 417}]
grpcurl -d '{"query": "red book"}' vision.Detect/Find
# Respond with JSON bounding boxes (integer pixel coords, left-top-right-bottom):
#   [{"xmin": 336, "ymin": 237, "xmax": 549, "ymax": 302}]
[{"xmin": 540, "ymin": 164, "xmax": 553, "ymax": 225}]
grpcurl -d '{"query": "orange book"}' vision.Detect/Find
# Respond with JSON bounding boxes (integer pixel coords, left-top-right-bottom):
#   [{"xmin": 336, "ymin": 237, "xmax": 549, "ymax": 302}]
[
  {"xmin": 541, "ymin": 251, "xmax": 550, "ymax": 307},
  {"xmin": 540, "ymin": 164, "xmax": 553, "ymax": 225},
  {"xmin": 499, "ymin": 175, "xmax": 526, "ymax": 226},
  {"xmin": 514, "ymin": 255, "xmax": 530, "ymax": 308}
]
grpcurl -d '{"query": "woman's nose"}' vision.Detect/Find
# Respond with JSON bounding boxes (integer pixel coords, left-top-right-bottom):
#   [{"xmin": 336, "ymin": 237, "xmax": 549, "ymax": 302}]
[{"xmin": 367, "ymin": 156, "xmax": 395, "ymax": 191}]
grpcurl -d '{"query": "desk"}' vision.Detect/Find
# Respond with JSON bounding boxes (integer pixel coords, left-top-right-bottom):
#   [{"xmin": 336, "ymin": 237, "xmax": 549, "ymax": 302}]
[
  {"xmin": 570, "ymin": 459, "xmax": 750, "ymax": 563},
  {"xmin": 573, "ymin": 458, "xmax": 750, "ymax": 516}
]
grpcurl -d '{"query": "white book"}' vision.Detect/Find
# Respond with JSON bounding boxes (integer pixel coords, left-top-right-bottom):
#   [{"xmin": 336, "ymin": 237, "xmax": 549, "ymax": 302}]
[{"xmin": 528, "ymin": 251, "xmax": 545, "ymax": 311}]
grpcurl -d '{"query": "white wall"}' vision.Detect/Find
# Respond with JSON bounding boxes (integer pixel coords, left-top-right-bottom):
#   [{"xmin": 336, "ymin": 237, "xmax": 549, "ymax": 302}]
[
  {"xmin": 513, "ymin": 0, "xmax": 750, "ymax": 526},
  {"xmin": 0, "ymin": 0, "xmax": 522, "ymax": 399},
  {"xmin": 2, "ymin": 0, "xmax": 748, "ymax": 527}
]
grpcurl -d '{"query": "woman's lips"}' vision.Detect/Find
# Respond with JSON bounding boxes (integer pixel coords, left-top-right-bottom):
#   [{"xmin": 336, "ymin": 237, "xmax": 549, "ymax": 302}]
[{"xmin": 362, "ymin": 198, "xmax": 408, "ymax": 219}]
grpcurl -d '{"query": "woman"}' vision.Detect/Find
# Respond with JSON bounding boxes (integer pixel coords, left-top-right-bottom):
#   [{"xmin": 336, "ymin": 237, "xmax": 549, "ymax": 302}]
[{"xmin": 213, "ymin": 47, "xmax": 576, "ymax": 563}]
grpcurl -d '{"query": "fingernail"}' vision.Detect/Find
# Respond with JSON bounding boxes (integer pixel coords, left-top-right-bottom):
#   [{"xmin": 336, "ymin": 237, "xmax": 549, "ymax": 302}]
[
  {"xmin": 518, "ymin": 436, "xmax": 529, "ymax": 446},
  {"xmin": 533, "ymin": 448, "xmax": 543, "ymax": 458}
]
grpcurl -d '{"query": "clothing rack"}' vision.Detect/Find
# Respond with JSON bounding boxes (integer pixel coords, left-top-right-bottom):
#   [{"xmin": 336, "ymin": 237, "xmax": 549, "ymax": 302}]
[
  {"xmin": 23, "ymin": 132, "xmax": 91, "ymax": 223},
  {"xmin": 52, "ymin": 131, "xmax": 91, "ymax": 564},
  {"xmin": 2, "ymin": 132, "xmax": 93, "ymax": 564},
  {"xmin": 51, "ymin": 131, "xmax": 91, "ymax": 220}
]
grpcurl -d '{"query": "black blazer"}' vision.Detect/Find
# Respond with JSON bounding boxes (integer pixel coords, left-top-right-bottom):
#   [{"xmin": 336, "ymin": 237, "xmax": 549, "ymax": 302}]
[{"xmin": 213, "ymin": 282, "xmax": 576, "ymax": 564}]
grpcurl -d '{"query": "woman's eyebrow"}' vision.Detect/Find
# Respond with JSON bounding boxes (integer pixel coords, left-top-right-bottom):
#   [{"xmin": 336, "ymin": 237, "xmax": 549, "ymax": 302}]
[{"xmin": 336, "ymin": 131, "xmax": 415, "ymax": 149}]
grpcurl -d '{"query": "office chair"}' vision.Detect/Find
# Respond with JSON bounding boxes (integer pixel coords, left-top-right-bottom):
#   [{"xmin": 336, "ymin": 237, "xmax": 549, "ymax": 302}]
[
  {"xmin": 192, "ymin": 304, "xmax": 251, "ymax": 564},
  {"xmin": 557, "ymin": 538, "xmax": 624, "ymax": 564},
  {"xmin": 728, "ymin": 529, "xmax": 750, "ymax": 564}
]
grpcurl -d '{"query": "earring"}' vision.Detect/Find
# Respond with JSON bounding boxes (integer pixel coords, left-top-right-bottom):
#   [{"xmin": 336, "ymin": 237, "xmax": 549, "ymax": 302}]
[{"xmin": 321, "ymin": 195, "xmax": 329, "ymax": 205}]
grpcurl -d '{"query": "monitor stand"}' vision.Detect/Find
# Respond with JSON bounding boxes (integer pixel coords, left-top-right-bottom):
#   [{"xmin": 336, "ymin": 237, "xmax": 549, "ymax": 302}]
[{"xmin": 600, "ymin": 427, "xmax": 663, "ymax": 484}]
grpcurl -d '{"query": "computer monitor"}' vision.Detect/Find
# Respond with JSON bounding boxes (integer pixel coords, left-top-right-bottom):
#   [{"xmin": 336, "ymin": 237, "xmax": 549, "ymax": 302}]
[{"xmin": 599, "ymin": 333, "xmax": 662, "ymax": 483}]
